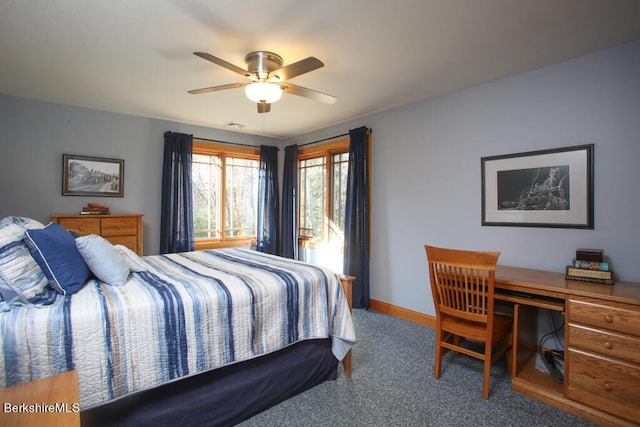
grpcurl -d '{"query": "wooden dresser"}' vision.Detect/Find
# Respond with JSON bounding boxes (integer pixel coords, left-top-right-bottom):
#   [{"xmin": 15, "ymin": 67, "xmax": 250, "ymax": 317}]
[
  {"xmin": 494, "ymin": 266, "xmax": 640, "ymax": 426},
  {"xmin": 50, "ymin": 214, "xmax": 143, "ymax": 255}
]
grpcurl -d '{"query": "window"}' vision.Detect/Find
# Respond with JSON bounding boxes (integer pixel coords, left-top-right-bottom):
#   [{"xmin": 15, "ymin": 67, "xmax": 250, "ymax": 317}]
[
  {"xmin": 299, "ymin": 156, "xmax": 326, "ymax": 239},
  {"xmin": 192, "ymin": 141, "xmax": 259, "ymax": 249},
  {"xmin": 298, "ymin": 139, "xmax": 350, "ymax": 270}
]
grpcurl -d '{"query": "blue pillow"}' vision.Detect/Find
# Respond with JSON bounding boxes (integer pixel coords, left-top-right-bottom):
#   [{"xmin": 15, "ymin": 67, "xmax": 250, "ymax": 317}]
[
  {"xmin": 76, "ymin": 234, "xmax": 130, "ymax": 286},
  {"xmin": 24, "ymin": 223, "xmax": 91, "ymax": 295}
]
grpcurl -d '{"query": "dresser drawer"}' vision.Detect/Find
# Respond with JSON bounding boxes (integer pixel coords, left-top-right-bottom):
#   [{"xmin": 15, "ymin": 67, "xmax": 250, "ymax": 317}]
[
  {"xmin": 569, "ymin": 323, "xmax": 640, "ymax": 365},
  {"xmin": 57, "ymin": 218, "xmax": 100, "ymax": 235},
  {"xmin": 568, "ymin": 297, "xmax": 640, "ymax": 336},
  {"xmin": 104, "ymin": 236, "xmax": 138, "ymax": 253},
  {"xmin": 567, "ymin": 348, "xmax": 640, "ymax": 423},
  {"xmin": 51, "ymin": 214, "xmax": 143, "ymax": 255},
  {"xmin": 101, "ymin": 217, "xmax": 138, "ymax": 236}
]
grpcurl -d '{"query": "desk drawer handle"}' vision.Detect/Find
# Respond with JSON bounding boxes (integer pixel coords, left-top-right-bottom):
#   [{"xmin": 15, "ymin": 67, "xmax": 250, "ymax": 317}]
[
  {"xmin": 604, "ymin": 315, "xmax": 613, "ymax": 323},
  {"xmin": 604, "ymin": 383, "xmax": 613, "ymax": 392},
  {"xmin": 604, "ymin": 342, "xmax": 613, "ymax": 350}
]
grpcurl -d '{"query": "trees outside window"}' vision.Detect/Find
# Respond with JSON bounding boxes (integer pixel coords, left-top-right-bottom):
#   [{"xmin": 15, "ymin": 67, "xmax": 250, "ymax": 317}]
[
  {"xmin": 192, "ymin": 141, "xmax": 259, "ymax": 249},
  {"xmin": 298, "ymin": 139, "xmax": 349, "ymax": 271}
]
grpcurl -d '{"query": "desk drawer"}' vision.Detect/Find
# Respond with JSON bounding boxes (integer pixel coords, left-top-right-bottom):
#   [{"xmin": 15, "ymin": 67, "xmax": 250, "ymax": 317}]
[
  {"xmin": 57, "ymin": 218, "xmax": 100, "ymax": 236},
  {"xmin": 567, "ymin": 348, "xmax": 640, "ymax": 423},
  {"xmin": 101, "ymin": 217, "xmax": 138, "ymax": 236},
  {"xmin": 568, "ymin": 297, "xmax": 640, "ymax": 337},
  {"xmin": 568, "ymin": 324, "xmax": 640, "ymax": 365}
]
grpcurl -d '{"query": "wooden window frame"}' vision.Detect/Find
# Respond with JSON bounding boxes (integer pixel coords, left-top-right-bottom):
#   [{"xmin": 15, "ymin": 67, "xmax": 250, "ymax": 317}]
[
  {"xmin": 297, "ymin": 139, "xmax": 350, "ymax": 249},
  {"xmin": 297, "ymin": 134, "xmax": 372, "ymax": 253},
  {"xmin": 192, "ymin": 140, "xmax": 260, "ymax": 250}
]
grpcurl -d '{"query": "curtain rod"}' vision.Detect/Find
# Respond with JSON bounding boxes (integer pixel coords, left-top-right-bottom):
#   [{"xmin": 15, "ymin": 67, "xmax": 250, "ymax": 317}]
[
  {"xmin": 297, "ymin": 127, "xmax": 371, "ymax": 148},
  {"xmin": 194, "ymin": 126, "xmax": 372, "ymax": 149},
  {"xmin": 193, "ymin": 136, "xmax": 277, "ymax": 149}
]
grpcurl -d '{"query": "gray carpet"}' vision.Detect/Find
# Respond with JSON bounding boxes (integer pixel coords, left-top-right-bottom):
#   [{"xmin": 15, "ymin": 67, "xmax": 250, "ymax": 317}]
[{"xmin": 239, "ymin": 309, "xmax": 596, "ymax": 426}]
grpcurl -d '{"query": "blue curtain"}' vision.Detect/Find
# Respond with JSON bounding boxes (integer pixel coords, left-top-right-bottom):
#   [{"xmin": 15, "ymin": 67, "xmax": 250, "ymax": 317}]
[
  {"xmin": 280, "ymin": 144, "xmax": 298, "ymax": 259},
  {"xmin": 160, "ymin": 131, "xmax": 194, "ymax": 254},
  {"xmin": 256, "ymin": 145, "xmax": 279, "ymax": 254},
  {"xmin": 343, "ymin": 126, "xmax": 370, "ymax": 309}
]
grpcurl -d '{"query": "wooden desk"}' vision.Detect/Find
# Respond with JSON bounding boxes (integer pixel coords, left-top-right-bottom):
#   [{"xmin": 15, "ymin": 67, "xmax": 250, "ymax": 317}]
[
  {"xmin": 0, "ymin": 370, "xmax": 80, "ymax": 427},
  {"xmin": 494, "ymin": 266, "xmax": 640, "ymax": 426}
]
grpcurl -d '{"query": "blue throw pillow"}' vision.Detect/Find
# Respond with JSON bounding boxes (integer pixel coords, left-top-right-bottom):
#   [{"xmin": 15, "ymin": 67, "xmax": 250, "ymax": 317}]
[
  {"xmin": 24, "ymin": 223, "xmax": 91, "ymax": 295},
  {"xmin": 76, "ymin": 234, "xmax": 130, "ymax": 286}
]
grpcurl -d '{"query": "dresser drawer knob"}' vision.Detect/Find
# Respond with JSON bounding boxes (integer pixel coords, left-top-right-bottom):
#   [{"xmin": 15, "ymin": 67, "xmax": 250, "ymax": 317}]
[
  {"xmin": 604, "ymin": 315, "xmax": 613, "ymax": 323},
  {"xmin": 604, "ymin": 383, "xmax": 613, "ymax": 392},
  {"xmin": 604, "ymin": 342, "xmax": 613, "ymax": 349}
]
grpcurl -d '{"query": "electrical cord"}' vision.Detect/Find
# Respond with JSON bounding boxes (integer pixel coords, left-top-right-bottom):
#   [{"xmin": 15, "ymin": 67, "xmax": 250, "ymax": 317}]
[{"xmin": 537, "ymin": 309, "xmax": 565, "ymax": 356}]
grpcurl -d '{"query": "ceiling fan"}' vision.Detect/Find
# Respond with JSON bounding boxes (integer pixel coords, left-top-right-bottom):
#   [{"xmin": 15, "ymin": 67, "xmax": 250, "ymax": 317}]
[{"xmin": 188, "ymin": 51, "xmax": 337, "ymax": 113}]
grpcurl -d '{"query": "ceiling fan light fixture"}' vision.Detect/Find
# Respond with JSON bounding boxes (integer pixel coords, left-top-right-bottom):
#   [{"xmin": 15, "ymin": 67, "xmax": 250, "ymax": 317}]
[{"xmin": 244, "ymin": 82, "xmax": 283, "ymax": 104}]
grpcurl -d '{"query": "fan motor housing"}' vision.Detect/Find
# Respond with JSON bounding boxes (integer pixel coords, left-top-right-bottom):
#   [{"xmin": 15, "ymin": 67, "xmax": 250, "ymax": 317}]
[{"xmin": 245, "ymin": 51, "xmax": 283, "ymax": 77}]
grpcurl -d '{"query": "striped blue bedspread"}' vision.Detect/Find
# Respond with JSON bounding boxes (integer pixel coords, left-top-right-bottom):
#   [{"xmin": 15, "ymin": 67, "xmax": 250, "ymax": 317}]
[{"xmin": 0, "ymin": 248, "xmax": 356, "ymax": 408}]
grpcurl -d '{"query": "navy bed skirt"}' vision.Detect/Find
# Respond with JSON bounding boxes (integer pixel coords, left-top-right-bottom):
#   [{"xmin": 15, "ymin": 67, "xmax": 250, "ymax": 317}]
[{"xmin": 81, "ymin": 338, "xmax": 338, "ymax": 427}]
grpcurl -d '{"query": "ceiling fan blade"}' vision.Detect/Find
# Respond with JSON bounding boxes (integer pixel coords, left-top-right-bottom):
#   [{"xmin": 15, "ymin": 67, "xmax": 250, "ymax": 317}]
[
  {"xmin": 193, "ymin": 52, "xmax": 250, "ymax": 77},
  {"xmin": 280, "ymin": 83, "xmax": 337, "ymax": 104},
  {"xmin": 268, "ymin": 57, "xmax": 324, "ymax": 81},
  {"xmin": 257, "ymin": 101, "xmax": 271, "ymax": 113},
  {"xmin": 188, "ymin": 82, "xmax": 248, "ymax": 95}
]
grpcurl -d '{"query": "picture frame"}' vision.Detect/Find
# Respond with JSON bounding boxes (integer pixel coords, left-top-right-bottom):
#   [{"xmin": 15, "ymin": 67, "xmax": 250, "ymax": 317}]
[
  {"xmin": 481, "ymin": 144, "xmax": 593, "ymax": 229},
  {"xmin": 63, "ymin": 154, "xmax": 124, "ymax": 197}
]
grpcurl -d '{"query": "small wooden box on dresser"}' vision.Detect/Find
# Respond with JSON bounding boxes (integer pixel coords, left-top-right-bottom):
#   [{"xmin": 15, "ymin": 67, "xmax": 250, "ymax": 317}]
[{"xmin": 50, "ymin": 214, "xmax": 143, "ymax": 256}]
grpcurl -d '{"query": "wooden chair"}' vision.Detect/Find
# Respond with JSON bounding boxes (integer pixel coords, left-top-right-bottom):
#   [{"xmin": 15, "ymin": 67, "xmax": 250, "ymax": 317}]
[{"xmin": 425, "ymin": 245, "xmax": 513, "ymax": 399}]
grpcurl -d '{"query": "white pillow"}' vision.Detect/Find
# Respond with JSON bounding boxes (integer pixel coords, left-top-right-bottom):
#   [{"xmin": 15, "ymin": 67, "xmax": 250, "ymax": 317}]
[
  {"xmin": 76, "ymin": 235, "xmax": 130, "ymax": 286},
  {"xmin": 114, "ymin": 244, "xmax": 148, "ymax": 272},
  {"xmin": 0, "ymin": 223, "xmax": 54, "ymax": 305},
  {"xmin": 0, "ymin": 216, "xmax": 45, "ymax": 230}
]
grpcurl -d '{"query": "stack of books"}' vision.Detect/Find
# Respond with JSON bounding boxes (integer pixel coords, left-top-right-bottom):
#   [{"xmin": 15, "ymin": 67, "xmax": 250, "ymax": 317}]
[
  {"xmin": 80, "ymin": 203, "xmax": 110, "ymax": 215},
  {"xmin": 565, "ymin": 248, "xmax": 614, "ymax": 285}
]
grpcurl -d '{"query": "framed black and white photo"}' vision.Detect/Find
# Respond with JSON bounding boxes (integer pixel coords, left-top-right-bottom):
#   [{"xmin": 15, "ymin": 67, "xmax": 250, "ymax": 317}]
[
  {"xmin": 481, "ymin": 144, "xmax": 593, "ymax": 228},
  {"xmin": 63, "ymin": 154, "xmax": 124, "ymax": 197}
]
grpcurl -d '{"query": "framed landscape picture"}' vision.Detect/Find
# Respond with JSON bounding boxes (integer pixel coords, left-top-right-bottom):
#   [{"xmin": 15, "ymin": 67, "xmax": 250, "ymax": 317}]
[
  {"xmin": 63, "ymin": 154, "xmax": 124, "ymax": 197},
  {"xmin": 481, "ymin": 144, "xmax": 593, "ymax": 228}
]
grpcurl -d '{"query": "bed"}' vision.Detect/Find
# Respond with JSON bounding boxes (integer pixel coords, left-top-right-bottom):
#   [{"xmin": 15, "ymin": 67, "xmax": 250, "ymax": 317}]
[{"xmin": 0, "ymin": 218, "xmax": 356, "ymax": 426}]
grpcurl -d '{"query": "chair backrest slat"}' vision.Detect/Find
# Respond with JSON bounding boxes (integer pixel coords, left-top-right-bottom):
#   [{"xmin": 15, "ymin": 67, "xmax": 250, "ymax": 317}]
[{"xmin": 425, "ymin": 245, "xmax": 500, "ymax": 324}]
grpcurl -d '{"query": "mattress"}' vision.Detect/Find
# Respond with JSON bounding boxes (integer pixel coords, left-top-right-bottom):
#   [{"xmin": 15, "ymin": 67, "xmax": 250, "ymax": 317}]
[{"xmin": 0, "ymin": 248, "xmax": 356, "ymax": 408}]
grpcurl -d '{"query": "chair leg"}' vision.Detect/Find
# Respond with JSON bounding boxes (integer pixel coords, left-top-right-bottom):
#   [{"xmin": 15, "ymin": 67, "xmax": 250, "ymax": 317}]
[
  {"xmin": 434, "ymin": 328, "xmax": 443, "ymax": 379},
  {"xmin": 482, "ymin": 344, "xmax": 492, "ymax": 399}
]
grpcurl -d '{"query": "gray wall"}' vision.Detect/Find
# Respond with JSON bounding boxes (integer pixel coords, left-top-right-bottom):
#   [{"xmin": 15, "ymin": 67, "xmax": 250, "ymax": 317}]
[
  {"xmin": 289, "ymin": 40, "xmax": 640, "ymax": 316},
  {"xmin": 1, "ymin": 40, "xmax": 638, "ymax": 317},
  {"xmin": 0, "ymin": 95, "xmax": 277, "ymax": 254}
]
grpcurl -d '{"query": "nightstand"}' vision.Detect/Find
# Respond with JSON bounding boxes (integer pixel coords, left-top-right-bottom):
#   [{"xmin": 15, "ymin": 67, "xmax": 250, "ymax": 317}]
[{"xmin": 0, "ymin": 370, "xmax": 80, "ymax": 427}]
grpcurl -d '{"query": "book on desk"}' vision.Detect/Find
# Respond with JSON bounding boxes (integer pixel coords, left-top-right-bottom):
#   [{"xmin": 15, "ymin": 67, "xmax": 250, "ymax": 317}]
[{"xmin": 565, "ymin": 248, "xmax": 614, "ymax": 285}]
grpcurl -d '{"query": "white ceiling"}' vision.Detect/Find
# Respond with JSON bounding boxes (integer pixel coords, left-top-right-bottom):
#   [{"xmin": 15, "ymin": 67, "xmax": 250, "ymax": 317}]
[{"xmin": 2, "ymin": 1, "xmax": 640, "ymax": 139}]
